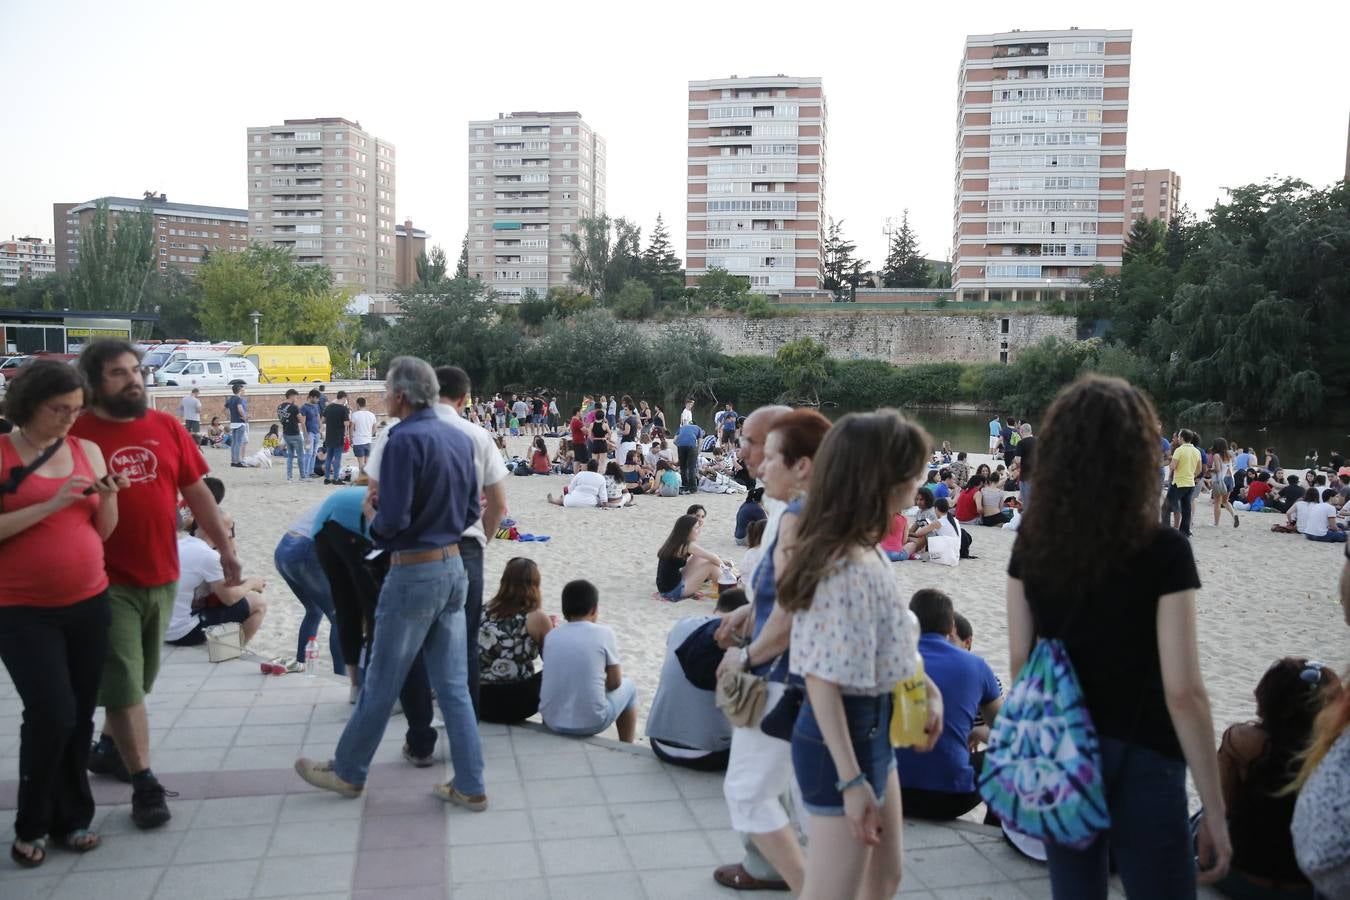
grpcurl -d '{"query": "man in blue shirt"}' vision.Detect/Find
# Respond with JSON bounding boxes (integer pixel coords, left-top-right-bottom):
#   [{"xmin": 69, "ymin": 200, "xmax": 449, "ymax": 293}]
[
  {"xmin": 674, "ymin": 421, "xmax": 703, "ymax": 494},
  {"xmin": 988, "ymin": 414, "xmax": 1002, "ymax": 454},
  {"xmin": 224, "ymin": 383, "xmax": 249, "ymax": 467},
  {"xmin": 296, "ymin": 356, "xmax": 487, "ymax": 812},
  {"xmin": 300, "ymin": 389, "xmax": 322, "ymax": 478},
  {"xmin": 895, "ymin": 589, "xmax": 1002, "ymax": 821},
  {"xmin": 720, "ymin": 403, "xmax": 739, "ymax": 448}
]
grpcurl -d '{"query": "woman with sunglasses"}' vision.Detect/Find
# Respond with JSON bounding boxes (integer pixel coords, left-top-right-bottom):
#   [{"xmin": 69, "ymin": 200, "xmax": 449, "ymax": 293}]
[{"xmin": 0, "ymin": 361, "xmax": 127, "ymax": 867}]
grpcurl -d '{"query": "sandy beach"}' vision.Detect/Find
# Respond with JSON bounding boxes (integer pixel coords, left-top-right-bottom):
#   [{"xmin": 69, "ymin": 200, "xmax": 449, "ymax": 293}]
[{"xmin": 213, "ymin": 430, "xmax": 1346, "ymax": 749}]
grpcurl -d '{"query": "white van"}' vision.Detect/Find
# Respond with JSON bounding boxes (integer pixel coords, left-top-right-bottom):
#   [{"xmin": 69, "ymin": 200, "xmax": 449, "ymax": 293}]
[{"xmin": 156, "ymin": 355, "xmax": 260, "ymax": 388}]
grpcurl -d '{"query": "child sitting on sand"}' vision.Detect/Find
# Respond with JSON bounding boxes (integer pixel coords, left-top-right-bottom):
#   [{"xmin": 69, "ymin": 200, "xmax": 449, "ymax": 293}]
[
  {"xmin": 654, "ymin": 513, "xmax": 725, "ymax": 601},
  {"xmin": 539, "ymin": 580, "xmax": 637, "ymax": 741}
]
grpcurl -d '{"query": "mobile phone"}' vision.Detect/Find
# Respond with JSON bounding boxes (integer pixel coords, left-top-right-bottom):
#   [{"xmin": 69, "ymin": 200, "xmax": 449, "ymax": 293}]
[{"xmin": 82, "ymin": 475, "xmax": 114, "ymax": 496}]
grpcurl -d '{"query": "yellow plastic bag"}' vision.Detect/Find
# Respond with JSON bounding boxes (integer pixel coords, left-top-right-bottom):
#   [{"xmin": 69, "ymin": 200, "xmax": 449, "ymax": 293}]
[{"xmin": 890, "ymin": 657, "xmax": 928, "ymax": 748}]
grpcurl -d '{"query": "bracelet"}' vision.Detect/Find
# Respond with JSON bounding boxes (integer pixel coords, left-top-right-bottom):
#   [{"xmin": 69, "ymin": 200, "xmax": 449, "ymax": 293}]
[{"xmin": 834, "ymin": 772, "xmax": 868, "ymax": 793}]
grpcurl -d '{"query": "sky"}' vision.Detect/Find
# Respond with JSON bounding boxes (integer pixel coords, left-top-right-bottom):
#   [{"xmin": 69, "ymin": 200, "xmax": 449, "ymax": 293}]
[{"xmin": 2, "ymin": 0, "xmax": 1347, "ymax": 271}]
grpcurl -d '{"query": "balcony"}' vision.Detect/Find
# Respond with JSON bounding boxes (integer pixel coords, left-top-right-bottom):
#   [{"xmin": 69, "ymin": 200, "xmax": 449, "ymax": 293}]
[{"xmin": 993, "ymin": 43, "xmax": 1049, "ymax": 59}]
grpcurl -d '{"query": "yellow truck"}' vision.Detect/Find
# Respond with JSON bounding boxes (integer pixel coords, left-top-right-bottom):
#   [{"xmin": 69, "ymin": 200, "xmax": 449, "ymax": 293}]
[{"xmin": 226, "ymin": 345, "xmax": 332, "ymax": 384}]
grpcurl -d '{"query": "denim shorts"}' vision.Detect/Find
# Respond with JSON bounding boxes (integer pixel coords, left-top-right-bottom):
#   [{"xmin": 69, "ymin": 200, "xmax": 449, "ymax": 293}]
[
  {"xmin": 791, "ymin": 693, "xmax": 894, "ymax": 815},
  {"xmin": 658, "ymin": 581, "xmax": 685, "ymax": 602},
  {"xmin": 547, "ymin": 678, "xmax": 637, "ymax": 736}
]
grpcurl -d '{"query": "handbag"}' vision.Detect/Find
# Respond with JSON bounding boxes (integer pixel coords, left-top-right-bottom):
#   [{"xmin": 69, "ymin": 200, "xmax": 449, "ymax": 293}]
[
  {"xmin": 716, "ymin": 669, "xmax": 768, "ymax": 728},
  {"xmin": 926, "ymin": 534, "xmax": 960, "ymax": 567},
  {"xmin": 759, "ymin": 683, "xmax": 804, "ymax": 741},
  {"xmin": 890, "ymin": 657, "xmax": 929, "ymax": 747},
  {"xmin": 204, "ymin": 622, "xmax": 243, "ymax": 662}
]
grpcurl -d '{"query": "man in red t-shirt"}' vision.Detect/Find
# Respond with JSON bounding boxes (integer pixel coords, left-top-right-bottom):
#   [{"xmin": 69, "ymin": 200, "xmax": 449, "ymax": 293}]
[{"xmin": 70, "ymin": 340, "xmax": 241, "ymax": 830}]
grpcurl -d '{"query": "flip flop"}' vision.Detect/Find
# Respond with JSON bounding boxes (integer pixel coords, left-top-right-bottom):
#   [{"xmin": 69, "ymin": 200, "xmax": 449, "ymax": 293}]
[
  {"xmin": 11, "ymin": 837, "xmax": 46, "ymax": 868},
  {"xmin": 260, "ymin": 658, "xmax": 286, "ymax": 675},
  {"xmin": 59, "ymin": 829, "xmax": 101, "ymax": 853}
]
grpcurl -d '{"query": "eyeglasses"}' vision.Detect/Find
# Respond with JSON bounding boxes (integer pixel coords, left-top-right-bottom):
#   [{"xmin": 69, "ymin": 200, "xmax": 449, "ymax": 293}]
[
  {"xmin": 44, "ymin": 403, "xmax": 84, "ymax": 419},
  {"xmin": 1300, "ymin": 661, "xmax": 1326, "ymax": 684}
]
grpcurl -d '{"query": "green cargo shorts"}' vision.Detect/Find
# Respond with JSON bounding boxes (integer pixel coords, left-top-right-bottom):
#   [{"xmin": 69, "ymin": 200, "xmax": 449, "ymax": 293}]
[{"xmin": 98, "ymin": 582, "xmax": 177, "ymax": 708}]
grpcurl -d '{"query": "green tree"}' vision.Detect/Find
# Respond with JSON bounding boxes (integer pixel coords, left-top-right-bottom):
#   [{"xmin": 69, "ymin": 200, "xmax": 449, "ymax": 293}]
[
  {"xmin": 775, "ymin": 336, "xmax": 829, "ymax": 404},
  {"xmin": 68, "ymin": 200, "xmax": 157, "ymax": 312},
  {"xmin": 455, "ymin": 234, "xmax": 469, "ymax": 279},
  {"xmin": 823, "ymin": 218, "xmax": 861, "ymax": 293},
  {"xmin": 881, "ymin": 211, "xmax": 929, "ymax": 288},
  {"xmin": 610, "ymin": 278, "xmax": 654, "ymax": 319},
  {"xmin": 1123, "ymin": 216, "xmax": 1166, "ymax": 266},
  {"xmin": 382, "ymin": 276, "xmax": 519, "ymax": 390},
  {"xmin": 417, "ymin": 245, "xmax": 450, "ymax": 286},
  {"xmin": 515, "ymin": 288, "xmax": 554, "ymax": 326},
  {"xmin": 693, "ymin": 267, "xmax": 752, "ymax": 310},
  {"xmin": 641, "ymin": 213, "xmax": 685, "ymax": 303},
  {"xmin": 197, "ymin": 245, "xmax": 352, "ymax": 365},
  {"xmin": 549, "ymin": 285, "xmax": 596, "ymax": 315},
  {"xmin": 646, "ymin": 321, "xmax": 723, "ymax": 400},
  {"xmin": 519, "ymin": 308, "xmax": 647, "ymax": 393}
]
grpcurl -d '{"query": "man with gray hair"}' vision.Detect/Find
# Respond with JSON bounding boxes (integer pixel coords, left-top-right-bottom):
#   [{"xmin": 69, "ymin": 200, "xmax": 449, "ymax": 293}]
[{"xmin": 295, "ymin": 356, "xmax": 488, "ymax": 810}]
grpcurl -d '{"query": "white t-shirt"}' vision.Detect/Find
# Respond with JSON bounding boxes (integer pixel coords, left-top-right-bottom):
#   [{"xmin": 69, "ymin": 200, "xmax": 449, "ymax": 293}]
[
  {"xmin": 1298, "ymin": 502, "xmax": 1336, "ymax": 537},
  {"xmin": 165, "ymin": 535, "xmax": 223, "ymax": 642},
  {"xmin": 679, "ymin": 407, "xmax": 694, "ymax": 427},
  {"xmin": 350, "ymin": 409, "xmax": 377, "ymax": 445},
  {"xmin": 539, "ymin": 620, "xmax": 620, "ymax": 732},
  {"xmin": 179, "ymin": 395, "xmax": 202, "ymax": 421},
  {"xmin": 936, "ymin": 514, "xmax": 962, "ymax": 540},
  {"xmin": 366, "ymin": 403, "xmax": 506, "ymax": 546},
  {"xmin": 565, "ymin": 470, "xmax": 607, "ymax": 505}
]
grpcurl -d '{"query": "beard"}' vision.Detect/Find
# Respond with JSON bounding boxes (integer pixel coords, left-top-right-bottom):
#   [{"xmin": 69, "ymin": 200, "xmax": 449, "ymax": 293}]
[{"xmin": 96, "ymin": 384, "xmax": 148, "ymax": 418}]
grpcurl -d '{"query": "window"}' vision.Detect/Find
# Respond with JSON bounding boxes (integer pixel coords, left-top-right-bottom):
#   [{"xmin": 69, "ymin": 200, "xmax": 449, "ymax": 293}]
[{"xmin": 1047, "ymin": 63, "xmax": 1104, "ymax": 78}]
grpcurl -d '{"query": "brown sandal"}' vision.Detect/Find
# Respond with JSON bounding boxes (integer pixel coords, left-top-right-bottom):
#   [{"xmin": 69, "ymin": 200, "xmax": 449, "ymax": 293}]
[{"xmin": 713, "ymin": 863, "xmax": 790, "ymax": 891}]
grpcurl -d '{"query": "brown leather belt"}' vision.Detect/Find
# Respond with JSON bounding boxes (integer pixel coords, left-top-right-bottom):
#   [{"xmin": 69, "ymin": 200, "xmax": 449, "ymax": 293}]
[{"xmin": 390, "ymin": 545, "xmax": 460, "ymax": 566}]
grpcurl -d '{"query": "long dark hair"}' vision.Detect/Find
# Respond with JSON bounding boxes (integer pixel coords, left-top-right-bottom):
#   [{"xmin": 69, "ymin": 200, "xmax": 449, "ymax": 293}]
[
  {"xmin": 658, "ymin": 514, "xmax": 700, "ymax": 560},
  {"xmin": 485, "ymin": 557, "xmax": 542, "ymax": 619},
  {"xmin": 778, "ymin": 411, "xmax": 930, "ymax": 612},
  {"xmin": 1250, "ymin": 658, "xmax": 1341, "ymax": 790},
  {"xmin": 1014, "ymin": 375, "xmax": 1161, "ymax": 594}
]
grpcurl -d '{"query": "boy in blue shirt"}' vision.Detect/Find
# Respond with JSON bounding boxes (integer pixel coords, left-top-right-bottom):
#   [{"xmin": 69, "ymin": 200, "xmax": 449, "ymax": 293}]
[{"xmin": 896, "ymin": 589, "xmax": 1002, "ymax": 821}]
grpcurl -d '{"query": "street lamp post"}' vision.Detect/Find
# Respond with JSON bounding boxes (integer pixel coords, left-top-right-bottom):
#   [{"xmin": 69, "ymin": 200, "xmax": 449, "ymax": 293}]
[{"xmin": 250, "ymin": 310, "xmax": 261, "ymax": 344}]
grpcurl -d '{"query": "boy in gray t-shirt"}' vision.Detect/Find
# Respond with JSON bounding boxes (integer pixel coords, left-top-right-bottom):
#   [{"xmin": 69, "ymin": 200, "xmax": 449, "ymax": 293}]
[{"xmin": 539, "ymin": 581, "xmax": 636, "ymax": 741}]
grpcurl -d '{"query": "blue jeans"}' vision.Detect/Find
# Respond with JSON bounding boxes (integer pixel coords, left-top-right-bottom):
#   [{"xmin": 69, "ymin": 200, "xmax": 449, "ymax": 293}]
[
  {"xmin": 273, "ymin": 534, "xmax": 344, "ymax": 675},
  {"xmin": 303, "ymin": 432, "xmax": 319, "ymax": 477},
  {"xmin": 1307, "ymin": 530, "xmax": 1347, "ymax": 543},
  {"xmin": 1044, "ymin": 735, "xmax": 1193, "ymax": 900},
  {"xmin": 283, "ymin": 434, "xmax": 305, "ymax": 480},
  {"xmin": 324, "ymin": 444, "xmax": 344, "ymax": 480},
  {"xmin": 333, "ymin": 554, "xmax": 483, "ymax": 794},
  {"xmin": 229, "ymin": 424, "xmax": 248, "ymax": 463},
  {"xmin": 1164, "ymin": 484, "xmax": 1196, "ymax": 535},
  {"xmin": 792, "ymin": 694, "xmax": 893, "ymax": 815}
]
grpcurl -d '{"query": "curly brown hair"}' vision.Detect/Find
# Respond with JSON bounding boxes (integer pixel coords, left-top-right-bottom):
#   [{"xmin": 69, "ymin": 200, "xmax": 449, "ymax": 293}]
[
  {"xmin": 778, "ymin": 410, "xmax": 931, "ymax": 612},
  {"xmin": 1013, "ymin": 374, "xmax": 1162, "ymax": 595}
]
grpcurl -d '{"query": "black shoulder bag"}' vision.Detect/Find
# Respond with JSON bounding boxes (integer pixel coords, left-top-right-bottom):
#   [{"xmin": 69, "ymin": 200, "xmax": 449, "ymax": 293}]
[{"xmin": 0, "ymin": 437, "xmax": 66, "ymax": 510}]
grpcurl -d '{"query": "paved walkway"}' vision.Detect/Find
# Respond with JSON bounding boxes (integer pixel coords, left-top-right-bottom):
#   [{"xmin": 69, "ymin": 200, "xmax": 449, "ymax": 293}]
[{"xmin": 0, "ymin": 647, "xmax": 1200, "ymax": 898}]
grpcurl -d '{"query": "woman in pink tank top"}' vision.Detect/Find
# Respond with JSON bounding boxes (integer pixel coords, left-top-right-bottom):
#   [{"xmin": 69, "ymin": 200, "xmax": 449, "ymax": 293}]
[{"xmin": 0, "ymin": 360, "xmax": 127, "ymax": 867}]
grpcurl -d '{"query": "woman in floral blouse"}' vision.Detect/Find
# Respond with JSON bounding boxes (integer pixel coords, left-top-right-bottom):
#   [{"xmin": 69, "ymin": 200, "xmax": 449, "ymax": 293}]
[
  {"xmin": 777, "ymin": 410, "xmax": 944, "ymax": 900},
  {"xmin": 477, "ymin": 558, "xmax": 553, "ymax": 723}
]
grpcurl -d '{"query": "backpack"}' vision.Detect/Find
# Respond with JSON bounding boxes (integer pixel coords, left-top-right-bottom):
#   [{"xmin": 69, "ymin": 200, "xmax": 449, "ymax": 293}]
[{"xmin": 977, "ymin": 636, "xmax": 1110, "ymax": 849}]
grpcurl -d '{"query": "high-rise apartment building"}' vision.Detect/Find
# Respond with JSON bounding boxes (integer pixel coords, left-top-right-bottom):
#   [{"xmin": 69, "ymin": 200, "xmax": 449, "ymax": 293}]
[
  {"xmin": 53, "ymin": 194, "xmax": 248, "ymax": 277},
  {"xmin": 686, "ymin": 76, "xmax": 826, "ymax": 292},
  {"xmin": 0, "ymin": 236, "xmax": 56, "ymax": 286},
  {"xmin": 246, "ymin": 118, "xmax": 396, "ymax": 293},
  {"xmin": 1126, "ymin": 168, "xmax": 1180, "ymax": 224},
  {"xmin": 467, "ymin": 111, "xmax": 606, "ymax": 301},
  {"xmin": 952, "ymin": 29, "xmax": 1131, "ymax": 303}
]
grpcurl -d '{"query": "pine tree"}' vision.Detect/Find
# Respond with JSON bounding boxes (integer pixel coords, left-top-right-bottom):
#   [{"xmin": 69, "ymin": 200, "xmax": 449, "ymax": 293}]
[
  {"xmin": 880, "ymin": 210, "xmax": 930, "ymax": 288},
  {"xmin": 823, "ymin": 218, "xmax": 860, "ymax": 293},
  {"xmin": 454, "ymin": 233, "xmax": 469, "ymax": 279},
  {"xmin": 641, "ymin": 214, "xmax": 684, "ymax": 303}
]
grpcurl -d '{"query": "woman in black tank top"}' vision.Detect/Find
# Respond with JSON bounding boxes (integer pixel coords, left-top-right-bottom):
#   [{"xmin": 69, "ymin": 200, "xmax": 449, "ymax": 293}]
[{"xmin": 590, "ymin": 417, "xmax": 609, "ymax": 457}]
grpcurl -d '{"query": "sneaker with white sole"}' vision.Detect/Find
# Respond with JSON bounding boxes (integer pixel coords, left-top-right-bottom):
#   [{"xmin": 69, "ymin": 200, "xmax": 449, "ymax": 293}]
[
  {"xmin": 433, "ymin": 782, "xmax": 487, "ymax": 811},
  {"xmin": 402, "ymin": 744, "xmax": 435, "ymax": 768},
  {"xmin": 293, "ymin": 758, "xmax": 363, "ymax": 798}
]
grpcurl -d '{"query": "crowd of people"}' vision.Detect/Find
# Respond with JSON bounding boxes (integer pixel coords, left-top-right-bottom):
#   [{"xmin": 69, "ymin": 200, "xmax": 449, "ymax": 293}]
[{"xmin": 1, "ymin": 342, "xmax": 1347, "ymax": 900}]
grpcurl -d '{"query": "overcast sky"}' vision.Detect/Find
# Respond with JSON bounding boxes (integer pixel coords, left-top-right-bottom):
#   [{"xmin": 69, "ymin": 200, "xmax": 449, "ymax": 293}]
[{"xmin": 3, "ymin": 0, "xmax": 1346, "ymax": 270}]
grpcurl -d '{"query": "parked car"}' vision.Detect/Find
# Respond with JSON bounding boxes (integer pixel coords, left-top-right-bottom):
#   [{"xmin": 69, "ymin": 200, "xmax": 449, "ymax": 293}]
[
  {"xmin": 226, "ymin": 345, "xmax": 332, "ymax": 384},
  {"xmin": 156, "ymin": 355, "xmax": 260, "ymax": 387}
]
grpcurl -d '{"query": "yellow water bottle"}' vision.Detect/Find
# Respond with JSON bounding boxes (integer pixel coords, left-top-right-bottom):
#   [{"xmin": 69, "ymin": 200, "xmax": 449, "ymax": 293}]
[{"xmin": 890, "ymin": 657, "xmax": 928, "ymax": 748}]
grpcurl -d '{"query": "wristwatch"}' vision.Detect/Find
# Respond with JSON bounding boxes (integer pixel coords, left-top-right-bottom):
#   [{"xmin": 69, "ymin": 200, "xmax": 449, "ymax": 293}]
[
  {"xmin": 738, "ymin": 646, "xmax": 751, "ymax": 668},
  {"xmin": 835, "ymin": 772, "xmax": 868, "ymax": 793}
]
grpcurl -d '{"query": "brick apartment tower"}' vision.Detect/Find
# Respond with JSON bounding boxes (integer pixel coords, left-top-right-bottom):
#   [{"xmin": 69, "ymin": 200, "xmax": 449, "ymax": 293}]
[
  {"xmin": 246, "ymin": 118, "xmax": 396, "ymax": 294},
  {"xmin": 1126, "ymin": 168, "xmax": 1181, "ymax": 224},
  {"xmin": 686, "ymin": 76, "xmax": 826, "ymax": 292},
  {"xmin": 952, "ymin": 30, "xmax": 1131, "ymax": 303},
  {"xmin": 466, "ymin": 111, "xmax": 606, "ymax": 301},
  {"xmin": 53, "ymin": 195, "xmax": 248, "ymax": 277}
]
